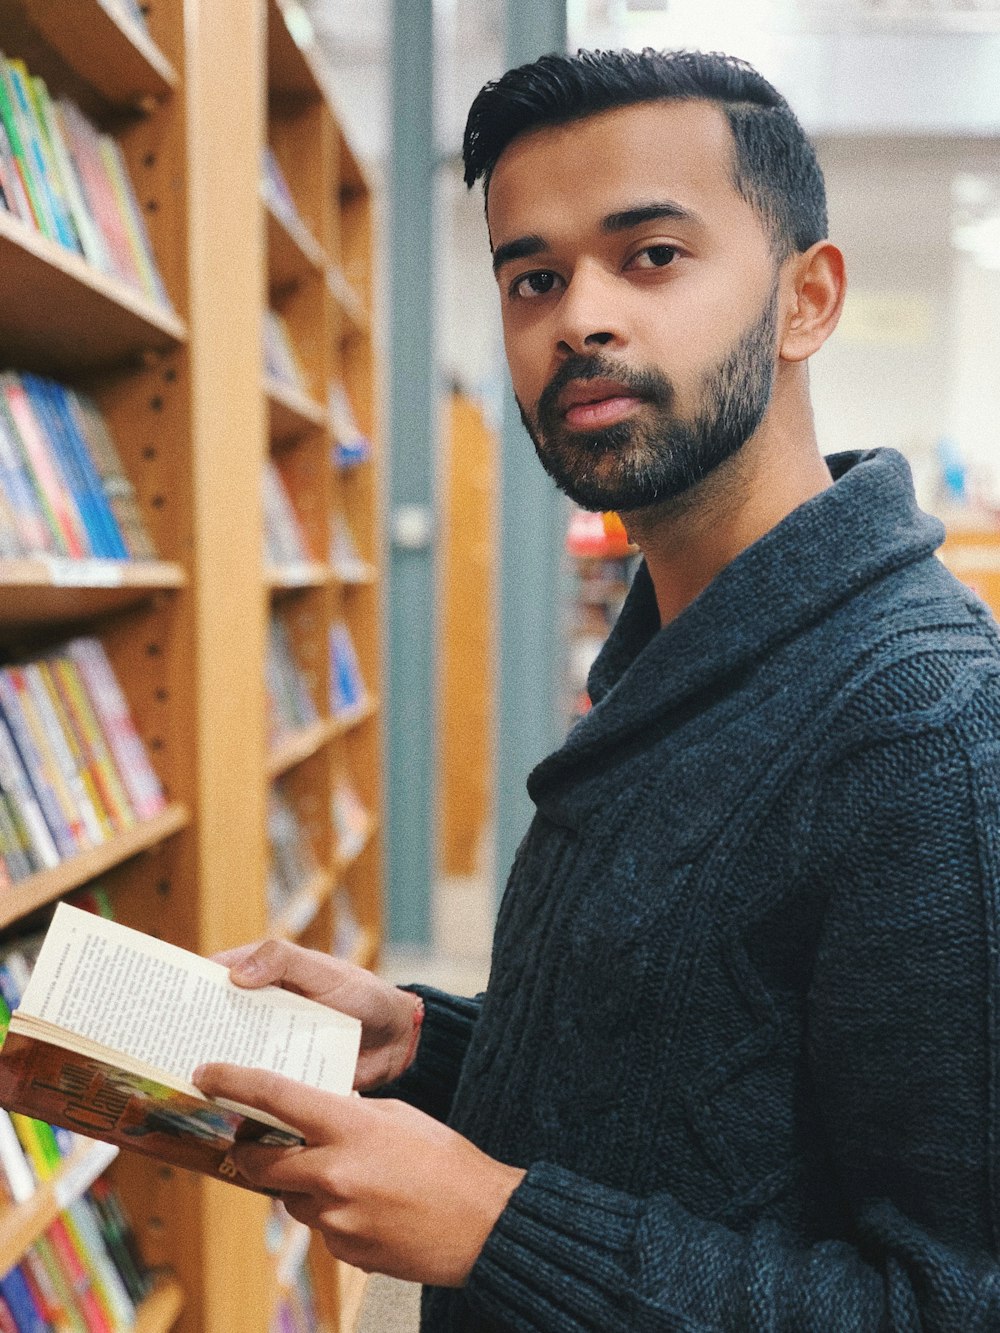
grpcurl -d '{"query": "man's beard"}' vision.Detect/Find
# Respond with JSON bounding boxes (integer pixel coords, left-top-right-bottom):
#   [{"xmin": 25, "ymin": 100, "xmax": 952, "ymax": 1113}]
[{"xmin": 517, "ymin": 281, "xmax": 781, "ymax": 513}]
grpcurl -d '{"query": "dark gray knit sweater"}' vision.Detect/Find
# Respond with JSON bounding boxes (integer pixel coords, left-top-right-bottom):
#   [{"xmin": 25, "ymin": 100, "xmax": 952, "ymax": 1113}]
[{"xmin": 396, "ymin": 448, "xmax": 1000, "ymax": 1331}]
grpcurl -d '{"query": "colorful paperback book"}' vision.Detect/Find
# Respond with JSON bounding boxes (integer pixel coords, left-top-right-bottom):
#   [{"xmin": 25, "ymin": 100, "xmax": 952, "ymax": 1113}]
[
  {"xmin": 66, "ymin": 390, "xmax": 157, "ymax": 561},
  {"xmin": 0, "ymin": 905, "xmax": 361, "ymax": 1190},
  {"xmin": 1, "ymin": 373, "xmax": 87, "ymax": 558}
]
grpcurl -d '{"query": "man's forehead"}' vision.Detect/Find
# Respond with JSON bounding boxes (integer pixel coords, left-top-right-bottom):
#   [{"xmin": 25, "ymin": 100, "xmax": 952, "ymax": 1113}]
[{"xmin": 485, "ymin": 98, "xmax": 740, "ymax": 237}]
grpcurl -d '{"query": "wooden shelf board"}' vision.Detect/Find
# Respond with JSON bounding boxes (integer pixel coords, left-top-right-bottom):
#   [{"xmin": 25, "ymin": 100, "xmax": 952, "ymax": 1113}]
[
  {"xmin": 266, "ymin": 376, "xmax": 327, "ymax": 443},
  {"xmin": 16, "ymin": 0, "xmax": 177, "ymax": 106},
  {"xmin": 268, "ymin": 0, "xmax": 324, "ymax": 99},
  {"xmin": 326, "ymin": 267, "xmax": 370, "ymax": 336},
  {"xmin": 270, "ymin": 868, "xmax": 336, "ymax": 941},
  {"xmin": 267, "ymin": 717, "xmax": 337, "ymax": 778},
  {"xmin": 266, "ymin": 201, "xmax": 325, "ymax": 295},
  {"xmin": 134, "ymin": 1276, "xmax": 186, "ymax": 1333},
  {"xmin": 0, "ymin": 213, "xmax": 186, "ymax": 374},
  {"xmin": 267, "ymin": 562, "xmax": 334, "ymax": 593},
  {"xmin": 0, "ymin": 804, "xmax": 190, "ymax": 929},
  {"xmin": 330, "ymin": 696, "xmax": 378, "ymax": 738},
  {"xmin": 0, "ymin": 1140, "xmax": 119, "ymax": 1275},
  {"xmin": 0, "ymin": 561, "xmax": 186, "ymax": 626},
  {"xmin": 333, "ymin": 562, "xmax": 378, "ymax": 588}
]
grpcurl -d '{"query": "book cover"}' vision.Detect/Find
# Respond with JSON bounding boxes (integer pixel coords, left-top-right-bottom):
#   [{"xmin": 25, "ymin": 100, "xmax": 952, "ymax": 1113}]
[
  {"xmin": 45, "ymin": 657, "xmax": 135, "ymax": 836},
  {"xmin": 20, "ymin": 662, "xmax": 104, "ymax": 848},
  {"xmin": 0, "ymin": 905, "xmax": 361, "ymax": 1192},
  {"xmin": 0, "ymin": 1263, "xmax": 47, "ymax": 1333},
  {"xmin": 0, "ymin": 113, "xmax": 34, "ymax": 225},
  {"xmin": 1, "ymin": 666, "xmax": 88, "ymax": 852},
  {"xmin": 0, "ymin": 386, "xmax": 61, "ymax": 555},
  {"xmin": 40, "ymin": 380, "xmax": 130, "ymax": 559},
  {"xmin": 97, "ymin": 135, "xmax": 169, "ymax": 308},
  {"xmin": 28, "ymin": 76, "xmax": 107, "ymax": 274}
]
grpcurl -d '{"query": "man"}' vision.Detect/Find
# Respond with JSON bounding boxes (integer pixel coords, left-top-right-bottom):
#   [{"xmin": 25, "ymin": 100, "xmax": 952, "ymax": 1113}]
[{"xmin": 196, "ymin": 49, "xmax": 1000, "ymax": 1330}]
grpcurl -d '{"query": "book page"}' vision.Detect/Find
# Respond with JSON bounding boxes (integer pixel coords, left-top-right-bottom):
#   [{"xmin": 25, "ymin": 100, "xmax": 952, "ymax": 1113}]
[{"xmin": 18, "ymin": 905, "xmax": 360, "ymax": 1096}]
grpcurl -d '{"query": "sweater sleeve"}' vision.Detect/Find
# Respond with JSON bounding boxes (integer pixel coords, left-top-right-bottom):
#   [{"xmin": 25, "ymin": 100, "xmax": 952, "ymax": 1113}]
[
  {"xmin": 459, "ymin": 730, "xmax": 1000, "ymax": 1331},
  {"xmin": 368, "ymin": 985, "xmax": 482, "ymax": 1122}
]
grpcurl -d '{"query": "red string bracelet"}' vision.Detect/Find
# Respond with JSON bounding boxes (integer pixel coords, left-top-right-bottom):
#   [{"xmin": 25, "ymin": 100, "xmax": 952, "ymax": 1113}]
[{"xmin": 400, "ymin": 994, "xmax": 425, "ymax": 1075}]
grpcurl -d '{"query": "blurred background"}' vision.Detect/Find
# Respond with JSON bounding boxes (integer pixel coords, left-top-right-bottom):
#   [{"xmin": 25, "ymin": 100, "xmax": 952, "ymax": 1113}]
[{"xmin": 297, "ymin": 0, "xmax": 1000, "ymax": 998}]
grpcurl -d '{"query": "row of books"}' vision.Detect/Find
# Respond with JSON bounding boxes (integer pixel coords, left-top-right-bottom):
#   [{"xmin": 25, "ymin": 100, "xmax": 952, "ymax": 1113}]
[
  {"xmin": 0, "ymin": 638, "xmax": 166, "ymax": 886},
  {"xmin": 269, "ymin": 1261, "xmax": 320, "ymax": 1333},
  {"xmin": 266, "ymin": 618, "xmax": 319, "ymax": 743},
  {"xmin": 0, "ymin": 926, "xmax": 154, "ymax": 1333},
  {"xmin": 266, "ymin": 782, "xmax": 319, "ymax": 922},
  {"xmin": 0, "ymin": 371, "xmax": 155, "ymax": 563},
  {"xmin": 264, "ymin": 311, "xmax": 309, "ymax": 398},
  {"xmin": 261, "ymin": 146, "xmax": 320, "ymax": 265},
  {"xmin": 263, "ymin": 461, "xmax": 311, "ymax": 568},
  {"xmin": 0, "ymin": 53, "xmax": 168, "ymax": 307},
  {"xmin": 328, "ymin": 384, "xmax": 370, "ymax": 467}
]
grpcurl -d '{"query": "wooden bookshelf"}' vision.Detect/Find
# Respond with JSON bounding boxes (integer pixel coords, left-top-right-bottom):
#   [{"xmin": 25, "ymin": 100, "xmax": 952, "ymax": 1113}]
[
  {"xmin": 0, "ymin": 1, "xmax": 384, "ymax": 1331},
  {"xmin": 0, "ymin": 1140, "xmax": 119, "ymax": 1276}
]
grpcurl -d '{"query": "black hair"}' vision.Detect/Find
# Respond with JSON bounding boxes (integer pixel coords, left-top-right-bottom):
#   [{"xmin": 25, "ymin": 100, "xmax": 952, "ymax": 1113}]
[{"xmin": 463, "ymin": 48, "xmax": 827, "ymax": 258}]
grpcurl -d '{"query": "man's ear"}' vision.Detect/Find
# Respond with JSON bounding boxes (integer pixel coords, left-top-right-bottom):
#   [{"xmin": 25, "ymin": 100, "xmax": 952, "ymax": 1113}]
[{"xmin": 779, "ymin": 240, "xmax": 846, "ymax": 363}]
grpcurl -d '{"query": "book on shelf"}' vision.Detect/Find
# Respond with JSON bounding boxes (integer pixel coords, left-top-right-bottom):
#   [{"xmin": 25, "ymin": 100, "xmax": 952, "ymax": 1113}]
[
  {"xmin": 266, "ymin": 783, "xmax": 320, "ymax": 921},
  {"xmin": 330, "ymin": 510, "xmax": 369, "ymax": 582},
  {"xmin": 328, "ymin": 383, "xmax": 370, "ymax": 467},
  {"xmin": 0, "ymin": 371, "xmax": 156, "ymax": 563},
  {"xmin": 271, "ymin": 1258, "xmax": 321, "ymax": 1333},
  {"xmin": 0, "ymin": 904, "xmax": 361, "ymax": 1190},
  {"xmin": 0, "ymin": 53, "xmax": 170, "ymax": 308},
  {"xmin": 264, "ymin": 310, "xmax": 309, "ymax": 397},
  {"xmin": 0, "ymin": 636, "xmax": 163, "ymax": 883},
  {"xmin": 329, "ymin": 622, "xmax": 367, "ymax": 718},
  {"xmin": 266, "ymin": 617, "xmax": 319, "ymax": 741},
  {"xmin": 263, "ymin": 461, "xmax": 311, "ymax": 568}
]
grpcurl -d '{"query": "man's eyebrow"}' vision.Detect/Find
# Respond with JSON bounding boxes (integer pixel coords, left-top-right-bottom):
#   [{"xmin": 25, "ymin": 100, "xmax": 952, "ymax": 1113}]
[
  {"xmin": 491, "ymin": 234, "xmax": 548, "ymax": 276},
  {"xmin": 602, "ymin": 201, "xmax": 702, "ymax": 233}
]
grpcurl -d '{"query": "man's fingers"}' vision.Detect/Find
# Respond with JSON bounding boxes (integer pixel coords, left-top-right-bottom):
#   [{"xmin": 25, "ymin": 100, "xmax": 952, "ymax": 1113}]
[
  {"xmin": 216, "ymin": 937, "xmax": 351, "ymax": 1000},
  {"xmin": 229, "ymin": 1142, "xmax": 333, "ymax": 1195},
  {"xmin": 193, "ymin": 1062, "xmax": 355, "ymax": 1145}
]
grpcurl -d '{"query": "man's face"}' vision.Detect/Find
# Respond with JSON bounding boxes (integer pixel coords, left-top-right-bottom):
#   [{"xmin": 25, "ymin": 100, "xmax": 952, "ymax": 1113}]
[{"xmin": 486, "ymin": 99, "xmax": 784, "ymax": 513}]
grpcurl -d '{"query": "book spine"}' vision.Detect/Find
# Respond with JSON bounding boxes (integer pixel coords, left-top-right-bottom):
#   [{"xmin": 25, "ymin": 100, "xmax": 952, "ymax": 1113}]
[
  {"xmin": 46, "ymin": 1217, "xmax": 114, "ymax": 1333},
  {"xmin": 0, "ymin": 383, "xmax": 61, "ymax": 554},
  {"xmin": 0, "ymin": 792, "xmax": 33, "ymax": 881},
  {"xmin": 9, "ymin": 60, "xmax": 79, "ymax": 254},
  {"xmin": 97, "ymin": 135, "xmax": 169, "ymax": 307},
  {"xmin": 20, "ymin": 375, "xmax": 104, "ymax": 559},
  {"xmin": 0, "ymin": 670, "xmax": 76, "ymax": 858},
  {"xmin": 47, "ymin": 657, "xmax": 135, "ymax": 835},
  {"xmin": 65, "ymin": 639, "xmax": 165, "ymax": 821},
  {"xmin": 1, "ymin": 374, "xmax": 87, "ymax": 558},
  {"xmin": 0, "ymin": 1264, "xmax": 48, "ymax": 1333},
  {"xmin": 32, "ymin": 1236, "xmax": 89, "ymax": 1333},
  {"xmin": 0, "ymin": 1107, "xmax": 36, "ymax": 1203},
  {"xmin": 54, "ymin": 101, "xmax": 143, "ymax": 292},
  {"xmin": 0, "ymin": 113, "xmax": 34, "ymax": 224},
  {"xmin": 20, "ymin": 662, "xmax": 103, "ymax": 847},
  {"xmin": 0, "ymin": 56, "xmax": 47, "ymax": 235},
  {"xmin": 0, "ymin": 713, "xmax": 60, "ymax": 870},
  {"xmin": 0, "ymin": 666, "xmax": 87, "ymax": 852},
  {"xmin": 30, "ymin": 81, "xmax": 107, "ymax": 274},
  {"xmin": 65, "ymin": 390, "xmax": 156, "ymax": 561},
  {"xmin": 35, "ymin": 379, "xmax": 128, "ymax": 559},
  {"xmin": 85, "ymin": 1179, "xmax": 150, "ymax": 1306},
  {"xmin": 65, "ymin": 1197, "xmax": 136, "ymax": 1329}
]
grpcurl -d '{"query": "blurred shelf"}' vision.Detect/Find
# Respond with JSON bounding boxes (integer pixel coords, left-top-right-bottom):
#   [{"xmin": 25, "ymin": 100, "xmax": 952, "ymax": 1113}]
[
  {"xmin": 0, "ymin": 1139, "xmax": 119, "ymax": 1275},
  {"xmin": 326, "ymin": 267, "xmax": 369, "ymax": 337},
  {"xmin": 267, "ymin": 562, "xmax": 335, "ymax": 593},
  {"xmin": 336, "ymin": 813, "xmax": 377, "ymax": 872},
  {"xmin": 333, "ymin": 562, "xmax": 378, "ymax": 587},
  {"xmin": 266, "ymin": 376, "xmax": 327, "ymax": 444},
  {"xmin": 134, "ymin": 1276, "xmax": 186, "ymax": 1333},
  {"xmin": 269, "ymin": 867, "xmax": 335, "ymax": 940},
  {"xmin": 267, "ymin": 0, "xmax": 323, "ymax": 99},
  {"xmin": 267, "ymin": 717, "xmax": 337, "ymax": 778},
  {"xmin": 266, "ymin": 199, "xmax": 325, "ymax": 295},
  {"xmin": 14, "ymin": 0, "xmax": 177, "ymax": 106},
  {"xmin": 0, "ymin": 804, "xmax": 190, "ymax": 929},
  {"xmin": 330, "ymin": 696, "xmax": 377, "ymax": 737},
  {"xmin": 0, "ymin": 212, "xmax": 185, "ymax": 375},
  {"xmin": 0, "ymin": 560, "xmax": 187, "ymax": 626}
]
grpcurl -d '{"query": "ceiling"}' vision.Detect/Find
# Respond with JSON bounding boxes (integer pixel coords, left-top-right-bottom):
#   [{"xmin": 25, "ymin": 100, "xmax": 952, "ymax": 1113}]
[{"xmin": 302, "ymin": 0, "xmax": 1000, "ymax": 166}]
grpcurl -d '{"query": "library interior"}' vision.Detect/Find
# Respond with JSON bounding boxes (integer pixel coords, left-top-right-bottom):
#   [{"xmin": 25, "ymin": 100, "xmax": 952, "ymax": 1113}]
[{"xmin": 0, "ymin": 0, "xmax": 998, "ymax": 1331}]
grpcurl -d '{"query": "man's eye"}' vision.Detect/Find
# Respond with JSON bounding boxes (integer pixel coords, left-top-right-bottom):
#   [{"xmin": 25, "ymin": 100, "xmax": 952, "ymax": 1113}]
[
  {"xmin": 630, "ymin": 245, "xmax": 678, "ymax": 270},
  {"xmin": 511, "ymin": 270, "xmax": 560, "ymax": 299}
]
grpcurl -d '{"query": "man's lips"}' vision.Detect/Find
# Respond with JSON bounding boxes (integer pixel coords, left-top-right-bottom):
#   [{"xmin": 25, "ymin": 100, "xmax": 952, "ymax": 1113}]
[{"xmin": 558, "ymin": 379, "xmax": 644, "ymax": 430}]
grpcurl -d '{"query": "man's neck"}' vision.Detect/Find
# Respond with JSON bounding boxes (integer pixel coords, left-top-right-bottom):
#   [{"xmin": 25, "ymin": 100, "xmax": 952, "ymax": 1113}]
[{"xmin": 621, "ymin": 424, "xmax": 834, "ymax": 627}]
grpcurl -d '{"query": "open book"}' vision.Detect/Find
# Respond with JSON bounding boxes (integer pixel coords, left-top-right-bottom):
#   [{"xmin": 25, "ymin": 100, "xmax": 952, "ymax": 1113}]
[{"xmin": 0, "ymin": 904, "xmax": 361, "ymax": 1191}]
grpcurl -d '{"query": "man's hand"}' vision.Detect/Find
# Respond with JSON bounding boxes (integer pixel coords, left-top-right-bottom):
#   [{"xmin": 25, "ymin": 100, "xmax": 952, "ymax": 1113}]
[
  {"xmin": 213, "ymin": 939, "xmax": 420, "ymax": 1090},
  {"xmin": 192, "ymin": 1063, "xmax": 526, "ymax": 1286}
]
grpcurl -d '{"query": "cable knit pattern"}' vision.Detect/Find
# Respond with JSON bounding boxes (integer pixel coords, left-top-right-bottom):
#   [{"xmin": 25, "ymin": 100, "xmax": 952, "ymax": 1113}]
[{"xmin": 404, "ymin": 450, "xmax": 1000, "ymax": 1331}]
